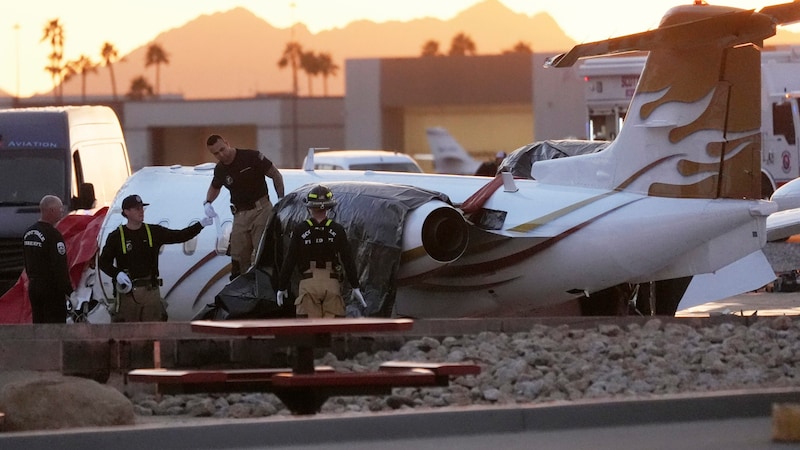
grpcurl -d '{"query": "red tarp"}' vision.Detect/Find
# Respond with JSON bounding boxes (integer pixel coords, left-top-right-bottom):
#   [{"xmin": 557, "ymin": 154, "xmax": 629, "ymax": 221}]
[{"xmin": 0, "ymin": 207, "xmax": 108, "ymax": 324}]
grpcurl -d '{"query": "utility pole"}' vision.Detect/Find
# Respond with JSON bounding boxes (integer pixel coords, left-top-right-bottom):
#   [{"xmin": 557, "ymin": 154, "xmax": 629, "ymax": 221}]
[
  {"xmin": 14, "ymin": 23, "xmax": 20, "ymax": 98},
  {"xmin": 290, "ymin": 2, "xmax": 300, "ymax": 167}
]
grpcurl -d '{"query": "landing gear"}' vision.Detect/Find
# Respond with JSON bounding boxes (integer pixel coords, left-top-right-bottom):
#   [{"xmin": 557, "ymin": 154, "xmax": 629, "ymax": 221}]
[
  {"xmin": 579, "ymin": 276, "xmax": 693, "ymax": 316},
  {"xmin": 631, "ymin": 277, "xmax": 693, "ymax": 316}
]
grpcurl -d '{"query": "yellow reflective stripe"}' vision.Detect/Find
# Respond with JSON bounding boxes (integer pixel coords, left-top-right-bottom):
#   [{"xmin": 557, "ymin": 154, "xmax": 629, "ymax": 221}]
[
  {"xmin": 325, "ymin": 219, "xmax": 332, "ymax": 226},
  {"xmin": 119, "ymin": 224, "xmax": 153, "ymax": 255}
]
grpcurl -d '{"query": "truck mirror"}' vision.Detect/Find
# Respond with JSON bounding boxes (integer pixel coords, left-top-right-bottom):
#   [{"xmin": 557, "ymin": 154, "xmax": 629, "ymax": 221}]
[{"xmin": 72, "ymin": 182, "xmax": 96, "ymax": 210}]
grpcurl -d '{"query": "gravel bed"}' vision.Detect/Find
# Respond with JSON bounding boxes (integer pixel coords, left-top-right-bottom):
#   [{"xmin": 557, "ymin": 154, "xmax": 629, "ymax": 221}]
[{"xmin": 130, "ymin": 317, "xmax": 800, "ymax": 419}]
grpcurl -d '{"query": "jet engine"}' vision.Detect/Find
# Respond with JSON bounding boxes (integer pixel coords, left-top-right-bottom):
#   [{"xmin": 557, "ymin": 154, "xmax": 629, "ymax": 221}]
[{"xmin": 397, "ymin": 200, "xmax": 469, "ymax": 280}]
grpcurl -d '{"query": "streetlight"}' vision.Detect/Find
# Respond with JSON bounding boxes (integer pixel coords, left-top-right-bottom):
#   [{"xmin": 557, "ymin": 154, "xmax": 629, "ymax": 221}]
[{"xmin": 14, "ymin": 23, "xmax": 20, "ymax": 98}]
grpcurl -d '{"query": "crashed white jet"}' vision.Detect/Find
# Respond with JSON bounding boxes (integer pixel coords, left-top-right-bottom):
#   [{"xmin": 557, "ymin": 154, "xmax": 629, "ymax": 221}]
[{"xmin": 75, "ymin": 1, "xmax": 800, "ymax": 322}]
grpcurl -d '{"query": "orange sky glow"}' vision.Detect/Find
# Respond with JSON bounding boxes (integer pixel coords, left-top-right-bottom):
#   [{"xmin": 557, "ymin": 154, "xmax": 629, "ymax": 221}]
[{"xmin": 1, "ymin": 0, "xmax": 796, "ymax": 97}]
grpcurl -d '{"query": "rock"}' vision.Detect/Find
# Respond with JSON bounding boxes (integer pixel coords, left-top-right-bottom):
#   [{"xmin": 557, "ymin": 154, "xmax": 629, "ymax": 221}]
[{"xmin": 0, "ymin": 373, "xmax": 134, "ymax": 431}]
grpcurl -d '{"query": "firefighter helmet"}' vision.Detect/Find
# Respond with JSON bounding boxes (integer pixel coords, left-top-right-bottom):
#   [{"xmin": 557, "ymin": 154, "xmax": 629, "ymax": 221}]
[{"xmin": 305, "ymin": 184, "xmax": 337, "ymax": 209}]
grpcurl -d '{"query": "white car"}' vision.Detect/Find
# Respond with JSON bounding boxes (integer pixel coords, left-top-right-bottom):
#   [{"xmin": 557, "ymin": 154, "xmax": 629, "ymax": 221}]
[{"xmin": 305, "ymin": 150, "xmax": 423, "ymax": 173}]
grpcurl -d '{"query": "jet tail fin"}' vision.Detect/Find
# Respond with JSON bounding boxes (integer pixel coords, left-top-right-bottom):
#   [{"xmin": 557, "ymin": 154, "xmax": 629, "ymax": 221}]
[
  {"xmin": 425, "ymin": 127, "xmax": 482, "ymax": 175},
  {"xmin": 536, "ymin": 2, "xmax": 800, "ymax": 200}
]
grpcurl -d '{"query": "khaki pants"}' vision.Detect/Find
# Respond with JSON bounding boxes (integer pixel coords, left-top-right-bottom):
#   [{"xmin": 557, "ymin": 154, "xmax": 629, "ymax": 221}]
[
  {"xmin": 230, "ymin": 196, "xmax": 273, "ymax": 276},
  {"xmin": 113, "ymin": 286, "xmax": 167, "ymax": 322},
  {"xmin": 295, "ymin": 268, "xmax": 344, "ymax": 318}
]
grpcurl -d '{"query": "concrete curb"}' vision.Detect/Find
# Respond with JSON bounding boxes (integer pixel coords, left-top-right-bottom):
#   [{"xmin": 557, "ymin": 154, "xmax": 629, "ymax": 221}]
[{"xmin": 2, "ymin": 387, "xmax": 798, "ymax": 449}]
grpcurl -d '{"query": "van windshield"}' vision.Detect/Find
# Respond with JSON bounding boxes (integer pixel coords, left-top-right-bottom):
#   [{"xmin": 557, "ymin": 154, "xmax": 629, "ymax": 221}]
[{"xmin": 0, "ymin": 148, "xmax": 66, "ymax": 205}]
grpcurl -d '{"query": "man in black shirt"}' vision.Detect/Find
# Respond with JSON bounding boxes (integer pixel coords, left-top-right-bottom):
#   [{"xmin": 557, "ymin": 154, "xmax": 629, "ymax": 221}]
[
  {"xmin": 23, "ymin": 195, "xmax": 73, "ymax": 323},
  {"xmin": 203, "ymin": 134, "xmax": 285, "ymax": 279},
  {"xmin": 276, "ymin": 185, "xmax": 365, "ymax": 318},
  {"xmin": 99, "ymin": 194, "xmax": 212, "ymax": 322},
  {"xmin": 474, "ymin": 151, "xmax": 507, "ymax": 177}
]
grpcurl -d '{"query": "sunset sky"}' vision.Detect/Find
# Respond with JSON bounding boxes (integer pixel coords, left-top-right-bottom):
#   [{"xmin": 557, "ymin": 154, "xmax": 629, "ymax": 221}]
[{"xmin": 1, "ymin": 0, "xmax": 796, "ymax": 97}]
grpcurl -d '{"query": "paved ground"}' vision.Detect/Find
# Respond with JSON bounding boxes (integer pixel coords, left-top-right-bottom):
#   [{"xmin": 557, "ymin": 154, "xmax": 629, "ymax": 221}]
[
  {"xmin": 677, "ymin": 290, "xmax": 800, "ymax": 317},
  {"xmin": 2, "ymin": 388, "xmax": 799, "ymax": 449}
]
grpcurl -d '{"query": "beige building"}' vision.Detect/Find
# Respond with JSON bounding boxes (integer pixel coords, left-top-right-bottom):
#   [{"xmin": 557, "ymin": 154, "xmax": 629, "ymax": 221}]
[
  {"xmin": 345, "ymin": 53, "xmax": 586, "ymax": 164},
  {"xmin": 8, "ymin": 53, "xmax": 588, "ymax": 171}
]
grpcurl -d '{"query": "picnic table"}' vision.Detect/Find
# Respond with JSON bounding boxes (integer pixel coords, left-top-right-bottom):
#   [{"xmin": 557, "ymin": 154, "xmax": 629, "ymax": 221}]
[{"xmin": 129, "ymin": 318, "xmax": 480, "ymax": 414}]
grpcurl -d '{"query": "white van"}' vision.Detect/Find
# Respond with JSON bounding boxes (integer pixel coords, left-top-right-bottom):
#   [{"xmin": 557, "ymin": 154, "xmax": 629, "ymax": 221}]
[
  {"xmin": 304, "ymin": 150, "xmax": 423, "ymax": 173},
  {"xmin": 0, "ymin": 105, "xmax": 131, "ymax": 293}
]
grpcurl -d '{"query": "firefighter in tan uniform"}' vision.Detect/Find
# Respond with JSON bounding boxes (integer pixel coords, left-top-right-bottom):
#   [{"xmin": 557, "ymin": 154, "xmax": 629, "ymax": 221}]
[{"xmin": 276, "ymin": 185, "xmax": 365, "ymax": 318}]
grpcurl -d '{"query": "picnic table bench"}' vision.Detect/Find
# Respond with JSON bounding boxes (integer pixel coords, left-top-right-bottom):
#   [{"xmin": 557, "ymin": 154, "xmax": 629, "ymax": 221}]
[{"xmin": 128, "ymin": 318, "xmax": 481, "ymax": 414}]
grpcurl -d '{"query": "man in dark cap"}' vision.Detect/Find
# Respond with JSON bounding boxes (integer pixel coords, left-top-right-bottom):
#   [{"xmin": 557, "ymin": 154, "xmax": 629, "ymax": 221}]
[{"xmin": 99, "ymin": 194, "xmax": 212, "ymax": 322}]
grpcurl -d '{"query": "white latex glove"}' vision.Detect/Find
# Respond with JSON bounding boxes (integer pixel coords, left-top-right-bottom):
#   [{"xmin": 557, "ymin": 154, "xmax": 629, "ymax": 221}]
[
  {"xmin": 116, "ymin": 272, "xmax": 132, "ymax": 294},
  {"xmin": 200, "ymin": 216, "xmax": 214, "ymax": 227},
  {"xmin": 276, "ymin": 290, "xmax": 287, "ymax": 307},
  {"xmin": 352, "ymin": 288, "xmax": 366, "ymax": 308},
  {"xmin": 204, "ymin": 202, "xmax": 217, "ymax": 218}
]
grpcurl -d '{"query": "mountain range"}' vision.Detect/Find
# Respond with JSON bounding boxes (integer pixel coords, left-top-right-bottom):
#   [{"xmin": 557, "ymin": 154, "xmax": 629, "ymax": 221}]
[
  {"xmin": 33, "ymin": 0, "xmax": 574, "ymax": 100},
  {"xmin": 24, "ymin": 0, "xmax": 800, "ymax": 100}
]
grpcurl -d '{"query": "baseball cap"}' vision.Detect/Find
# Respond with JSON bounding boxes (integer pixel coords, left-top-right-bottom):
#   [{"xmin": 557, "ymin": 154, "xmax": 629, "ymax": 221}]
[{"xmin": 121, "ymin": 194, "xmax": 149, "ymax": 210}]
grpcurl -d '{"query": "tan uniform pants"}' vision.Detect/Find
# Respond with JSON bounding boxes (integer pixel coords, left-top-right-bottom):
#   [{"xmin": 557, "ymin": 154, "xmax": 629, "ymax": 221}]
[
  {"xmin": 113, "ymin": 286, "xmax": 167, "ymax": 322},
  {"xmin": 295, "ymin": 268, "xmax": 344, "ymax": 318},
  {"xmin": 230, "ymin": 195, "xmax": 273, "ymax": 274}
]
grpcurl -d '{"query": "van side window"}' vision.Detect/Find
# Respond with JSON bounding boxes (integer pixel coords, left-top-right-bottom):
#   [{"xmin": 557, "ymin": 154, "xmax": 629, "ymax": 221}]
[
  {"xmin": 73, "ymin": 143, "xmax": 130, "ymax": 207},
  {"xmin": 772, "ymin": 102, "xmax": 796, "ymax": 146}
]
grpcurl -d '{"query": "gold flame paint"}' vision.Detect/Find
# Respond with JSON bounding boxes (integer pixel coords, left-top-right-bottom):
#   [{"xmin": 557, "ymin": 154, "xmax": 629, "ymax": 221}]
[{"xmin": 636, "ymin": 41, "xmax": 761, "ymax": 199}]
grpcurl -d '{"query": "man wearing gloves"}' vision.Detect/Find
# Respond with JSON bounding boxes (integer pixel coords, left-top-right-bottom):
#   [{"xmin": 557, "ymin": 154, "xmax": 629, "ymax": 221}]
[
  {"xmin": 276, "ymin": 185, "xmax": 365, "ymax": 318},
  {"xmin": 99, "ymin": 194, "xmax": 212, "ymax": 322},
  {"xmin": 203, "ymin": 134, "xmax": 285, "ymax": 280}
]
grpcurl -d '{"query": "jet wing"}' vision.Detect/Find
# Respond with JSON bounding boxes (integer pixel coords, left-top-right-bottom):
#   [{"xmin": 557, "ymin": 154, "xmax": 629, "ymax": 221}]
[{"xmin": 766, "ymin": 207, "xmax": 800, "ymax": 241}]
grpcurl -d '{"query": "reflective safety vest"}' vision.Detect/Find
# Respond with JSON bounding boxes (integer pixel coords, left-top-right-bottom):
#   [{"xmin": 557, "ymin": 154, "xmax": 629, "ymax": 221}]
[
  {"xmin": 307, "ymin": 218, "xmax": 332, "ymax": 227},
  {"xmin": 118, "ymin": 224, "xmax": 153, "ymax": 254}
]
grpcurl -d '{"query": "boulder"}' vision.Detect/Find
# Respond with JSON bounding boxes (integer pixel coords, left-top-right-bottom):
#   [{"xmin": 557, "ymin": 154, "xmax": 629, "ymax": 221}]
[{"xmin": 0, "ymin": 371, "xmax": 134, "ymax": 431}]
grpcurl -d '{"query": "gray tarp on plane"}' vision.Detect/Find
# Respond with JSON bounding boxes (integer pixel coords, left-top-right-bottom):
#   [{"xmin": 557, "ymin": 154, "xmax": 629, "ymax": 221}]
[
  {"xmin": 203, "ymin": 182, "xmax": 452, "ymax": 319},
  {"xmin": 499, "ymin": 140, "xmax": 609, "ymax": 179}
]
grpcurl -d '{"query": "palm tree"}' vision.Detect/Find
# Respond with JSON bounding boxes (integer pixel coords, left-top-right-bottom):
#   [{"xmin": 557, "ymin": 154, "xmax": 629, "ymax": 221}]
[
  {"xmin": 421, "ymin": 40, "xmax": 442, "ymax": 57},
  {"xmin": 145, "ymin": 43, "xmax": 169, "ymax": 97},
  {"xmin": 502, "ymin": 41, "xmax": 533, "ymax": 54},
  {"xmin": 317, "ymin": 52, "xmax": 339, "ymax": 97},
  {"xmin": 278, "ymin": 41, "xmax": 303, "ymax": 96},
  {"xmin": 65, "ymin": 54, "xmax": 97, "ymax": 102},
  {"xmin": 300, "ymin": 51, "xmax": 321, "ymax": 96},
  {"xmin": 41, "ymin": 18, "xmax": 65, "ymax": 103},
  {"xmin": 101, "ymin": 42, "xmax": 120, "ymax": 100},
  {"xmin": 448, "ymin": 32, "xmax": 477, "ymax": 56},
  {"xmin": 127, "ymin": 75, "xmax": 154, "ymax": 100}
]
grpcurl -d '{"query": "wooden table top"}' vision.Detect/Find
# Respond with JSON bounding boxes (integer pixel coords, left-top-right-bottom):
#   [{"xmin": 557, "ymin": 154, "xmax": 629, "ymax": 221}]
[{"xmin": 190, "ymin": 318, "xmax": 414, "ymax": 336}]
